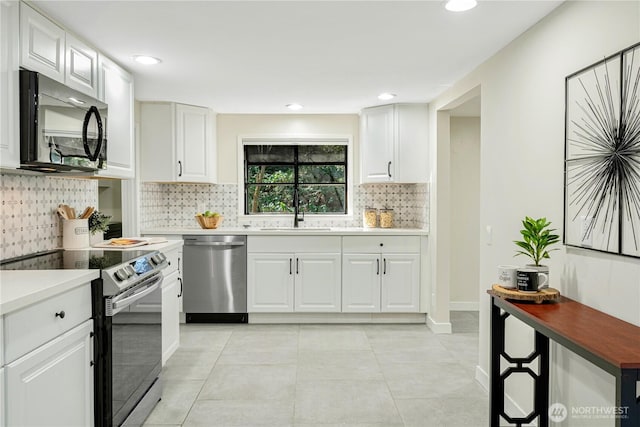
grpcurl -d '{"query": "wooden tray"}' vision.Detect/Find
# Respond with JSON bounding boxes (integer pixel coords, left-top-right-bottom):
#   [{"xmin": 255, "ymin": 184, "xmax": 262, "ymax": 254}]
[{"xmin": 491, "ymin": 284, "xmax": 560, "ymax": 303}]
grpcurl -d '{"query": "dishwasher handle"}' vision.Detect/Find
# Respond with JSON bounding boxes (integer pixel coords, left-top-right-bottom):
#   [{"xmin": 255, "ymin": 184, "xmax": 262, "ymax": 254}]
[{"xmin": 184, "ymin": 241, "xmax": 245, "ymax": 247}]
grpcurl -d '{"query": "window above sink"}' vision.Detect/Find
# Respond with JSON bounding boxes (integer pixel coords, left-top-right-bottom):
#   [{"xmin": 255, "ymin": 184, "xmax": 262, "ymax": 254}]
[{"xmin": 241, "ymin": 136, "xmax": 352, "ymax": 217}]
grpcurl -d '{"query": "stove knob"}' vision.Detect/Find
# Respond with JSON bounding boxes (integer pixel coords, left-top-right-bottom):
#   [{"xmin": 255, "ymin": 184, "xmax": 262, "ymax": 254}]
[
  {"xmin": 125, "ymin": 265, "xmax": 136, "ymax": 276},
  {"xmin": 115, "ymin": 268, "xmax": 129, "ymax": 281},
  {"xmin": 151, "ymin": 254, "xmax": 163, "ymax": 265},
  {"xmin": 158, "ymin": 253, "xmax": 167, "ymax": 262}
]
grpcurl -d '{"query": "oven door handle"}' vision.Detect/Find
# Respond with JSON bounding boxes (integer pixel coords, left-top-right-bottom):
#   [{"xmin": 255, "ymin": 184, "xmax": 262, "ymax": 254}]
[{"xmin": 108, "ymin": 278, "xmax": 162, "ymax": 316}]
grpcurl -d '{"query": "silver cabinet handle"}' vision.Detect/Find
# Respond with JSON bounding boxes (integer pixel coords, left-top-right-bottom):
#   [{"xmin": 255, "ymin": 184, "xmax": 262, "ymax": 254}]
[
  {"xmin": 387, "ymin": 161, "xmax": 392, "ymax": 178},
  {"xmin": 376, "ymin": 259, "xmax": 380, "ymax": 275},
  {"xmin": 383, "ymin": 258, "xmax": 387, "ymax": 275},
  {"xmin": 178, "ymin": 160, "xmax": 183, "ymax": 177},
  {"xmin": 185, "ymin": 241, "xmax": 245, "ymax": 247},
  {"xmin": 296, "ymin": 258, "xmax": 299, "ymax": 275},
  {"xmin": 289, "ymin": 258, "xmax": 293, "ymax": 275}
]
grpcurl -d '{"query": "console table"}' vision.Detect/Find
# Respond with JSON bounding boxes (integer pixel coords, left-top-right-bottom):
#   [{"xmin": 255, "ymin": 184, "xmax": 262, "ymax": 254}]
[{"xmin": 488, "ymin": 291, "xmax": 640, "ymax": 427}]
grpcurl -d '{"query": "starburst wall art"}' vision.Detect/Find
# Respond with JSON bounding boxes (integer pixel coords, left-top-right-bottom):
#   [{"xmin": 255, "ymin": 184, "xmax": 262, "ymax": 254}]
[{"xmin": 565, "ymin": 42, "xmax": 640, "ymax": 257}]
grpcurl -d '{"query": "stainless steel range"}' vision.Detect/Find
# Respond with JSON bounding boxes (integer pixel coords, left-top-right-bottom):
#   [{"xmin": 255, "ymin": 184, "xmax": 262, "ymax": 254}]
[{"xmin": 1, "ymin": 249, "xmax": 168, "ymax": 427}]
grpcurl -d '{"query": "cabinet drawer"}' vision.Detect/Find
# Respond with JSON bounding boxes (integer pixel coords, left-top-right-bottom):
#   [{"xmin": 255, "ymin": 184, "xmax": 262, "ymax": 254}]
[
  {"xmin": 248, "ymin": 236, "xmax": 341, "ymax": 253},
  {"xmin": 342, "ymin": 236, "xmax": 420, "ymax": 253},
  {"xmin": 163, "ymin": 249, "xmax": 181, "ymax": 276},
  {"xmin": 4, "ymin": 285, "xmax": 92, "ymax": 363}
]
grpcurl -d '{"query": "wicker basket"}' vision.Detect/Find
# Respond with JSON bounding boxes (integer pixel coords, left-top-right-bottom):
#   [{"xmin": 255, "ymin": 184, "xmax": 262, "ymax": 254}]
[{"xmin": 195, "ymin": 214, "xmax": 223, "ymax": 229}]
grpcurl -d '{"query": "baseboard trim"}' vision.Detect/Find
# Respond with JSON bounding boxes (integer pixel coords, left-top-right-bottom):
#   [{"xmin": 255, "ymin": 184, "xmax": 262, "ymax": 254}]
[
  {"xmin": 475, "ymin": 365, "xmax": 533, "ymax": 426},
  {"xmin": 248, "ymin": 312, "xmax": 427, "ymax": 324},
  {"xmin": 449, "ymin": 301, "xmax": 479, "ymax": 311},
  {"xmin": 426, "ymin": 315, "xmax": 452, "ymax": 334},
  {"xmin": 475, "ymin": 365, "xmax": 489, "ymax": 391}
]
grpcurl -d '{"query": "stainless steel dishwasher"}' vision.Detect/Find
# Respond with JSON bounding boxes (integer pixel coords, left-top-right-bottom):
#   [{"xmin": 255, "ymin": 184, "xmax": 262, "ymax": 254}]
[{"xmin": 183, "ymin": 235, "xmax": 247, "ymax": 323}]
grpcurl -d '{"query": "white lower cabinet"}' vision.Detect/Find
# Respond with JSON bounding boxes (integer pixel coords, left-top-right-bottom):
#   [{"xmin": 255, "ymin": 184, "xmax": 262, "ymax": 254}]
[
  {"xmin": 6, "ymin": 319, "xmax": 94, "ymax": 427},
  {"xmin": 295, "ymin": 253, "xmax": 341, "ymax": 312},
  {"xmin": 247, "ymin": 236, "xmax": 341, "ymax": 313},
  {"xmin": 342, "ymin": 236, "xmax": 421, "ymax": 313},
  {"xmin": 162, "ymin": 269, "xmax": 180, "ymax": 365},
  {"xmin": 380, "ymin": 253, "xmax": 420, "ymax": 312},
  {"xmin": 247, "ymin": 253, "xmax": 294, "ymax": 312},
  {"xmin": 342, "ymin": 254, "xmax": 381, "ymax": 312}
]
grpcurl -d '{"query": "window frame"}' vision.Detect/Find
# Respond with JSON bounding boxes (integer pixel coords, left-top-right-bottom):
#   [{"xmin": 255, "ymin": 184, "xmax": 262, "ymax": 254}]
[{"xmin": 237, "ymin": 135, "xmax": 353, "ymax": 220}]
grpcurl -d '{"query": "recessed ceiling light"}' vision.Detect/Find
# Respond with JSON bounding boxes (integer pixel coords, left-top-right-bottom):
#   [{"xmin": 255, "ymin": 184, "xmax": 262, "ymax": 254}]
[
  {"xmin": 133, "ymin": 55, "xmax": 162, "ymax": 65},
  {"xmin": 445, "ymin": 0, "xmax": 477, "ymax": 12},
  {"xmin": 286, "ymin": 103, "xmax": 303, "ymax": 111},
  {"xmin": 378, "ymin": 93, "xmax": 396, "ymax": 101}
]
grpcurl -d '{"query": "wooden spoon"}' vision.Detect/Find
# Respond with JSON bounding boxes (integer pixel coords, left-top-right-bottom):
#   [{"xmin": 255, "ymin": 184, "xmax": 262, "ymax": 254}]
[
  {"xmin": 79, "ymin": 206, "xmax": 94, "ymax": 219},
  {"xmin": 56, "ymin": 206, "xmax": 68, "ymax": 220}
]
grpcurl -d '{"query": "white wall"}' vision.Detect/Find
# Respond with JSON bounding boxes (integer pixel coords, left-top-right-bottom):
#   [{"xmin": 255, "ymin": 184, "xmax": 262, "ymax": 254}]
[
  {"xmin": 430, "ymin": 1, "xmax": 640, "ymax": 424},
  {"xmin": 216, "ymin": 114, "xmax": 360, "ymax": 183},
  {"xmin": 449, "ymin": 117, "xmax": 480, "ymax": 310}
]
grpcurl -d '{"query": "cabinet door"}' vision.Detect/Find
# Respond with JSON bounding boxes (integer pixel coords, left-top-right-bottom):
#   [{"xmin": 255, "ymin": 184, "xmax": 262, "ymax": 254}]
[
  {"xmin": 140, "ymin": 102, "xmax": 176, "ymax": 181},
  {"xmin": 0, "ymin": 0, "xmax": 19, "ymax": 169},
  {"xmin": 176, "ymin": 104, "xmax": 214, "ymax": 183},
  {"xmin": 97, "ymin": 55, "xmax": 134, "ymax": 178},
  {"xmin": 6, "ymin": 319, "xmax": 94, "ymax": 427},
  {"xmin": 361, "ymin": 104, "xmax": 394, "ymax": 183},
  {"xmin": 162, "ymin": 270, "xmax": 180, "ymax": 365},
  {"xmin": 381, "ymin": 253, "xmax": 420, "ymax": 312},
  {"xmin": 64, "ymin": 34, "xmax": 98, "ymax": 97},
  {"xmin": 247, "ymin": 253, "xmax": 294, "ymax": 312},
  {"xmin": 295, "ymin": 253, "xmax": 341, "ymax": 312},
  {"xmin": 19, "ymin": 3, "xmax": 65, "ymax": 81},
  {"xmin": 342, "ymin": 254, "xmax": 381, "ymax": 312}
]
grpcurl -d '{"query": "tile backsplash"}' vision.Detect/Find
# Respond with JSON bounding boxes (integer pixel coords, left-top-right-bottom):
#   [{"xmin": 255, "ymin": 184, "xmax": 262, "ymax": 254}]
[
  {"xmin": 141, "ymin": 183, "xmax": 429, "ymax": 231},
  {"xmin": 0, "ymin": 173, "xmax": 98, "ymax": 259},
  {"xmin": 0, "ymin": 173, "xmax": 428, "ymax": 260}
]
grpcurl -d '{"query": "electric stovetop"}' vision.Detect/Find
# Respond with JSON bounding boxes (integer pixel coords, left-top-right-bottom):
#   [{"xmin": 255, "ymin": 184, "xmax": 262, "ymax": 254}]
[{"xmin": 0, "ymin": 249, "xmax": 155, "ymax": 271}]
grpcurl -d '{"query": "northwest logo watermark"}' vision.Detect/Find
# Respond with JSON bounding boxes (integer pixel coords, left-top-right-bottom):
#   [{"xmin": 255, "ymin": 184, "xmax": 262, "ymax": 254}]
[{"xmin": 549, "ymin": 403, "xmax": 629, "ymax": 423}]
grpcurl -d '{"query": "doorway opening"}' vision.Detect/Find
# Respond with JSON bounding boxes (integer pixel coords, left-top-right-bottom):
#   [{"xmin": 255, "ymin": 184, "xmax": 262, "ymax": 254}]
[{"xmin": 448, "ymin": 95, "xmax": 481, "ymax": 333}]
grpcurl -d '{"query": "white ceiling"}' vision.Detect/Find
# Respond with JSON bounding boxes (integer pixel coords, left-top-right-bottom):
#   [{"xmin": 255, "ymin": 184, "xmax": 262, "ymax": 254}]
[{"xmin": 33, "ymin": 0, "xmax": 562, "ymax": 114}]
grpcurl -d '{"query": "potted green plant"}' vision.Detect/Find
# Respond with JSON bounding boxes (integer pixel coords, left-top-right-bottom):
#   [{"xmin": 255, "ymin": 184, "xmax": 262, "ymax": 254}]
[
  {"xmin": 88, "ymin": 211, "xmax": 111, "ymax": 244},
  {"xmin": 514, "ymin": 216, "xmax": 560, "ymax": 266}
]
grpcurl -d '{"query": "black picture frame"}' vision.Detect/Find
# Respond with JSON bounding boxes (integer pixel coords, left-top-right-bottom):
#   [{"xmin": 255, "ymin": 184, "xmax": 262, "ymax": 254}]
[{"xmin": 564, "ymin": 41, "xmax": 640, "ymax": 258}]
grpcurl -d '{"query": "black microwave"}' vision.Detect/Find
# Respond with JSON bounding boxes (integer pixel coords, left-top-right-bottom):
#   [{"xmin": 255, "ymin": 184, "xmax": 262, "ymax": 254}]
[{"xmin": 19, "ymin": 69, "xmax": 108, "ymax": 173}]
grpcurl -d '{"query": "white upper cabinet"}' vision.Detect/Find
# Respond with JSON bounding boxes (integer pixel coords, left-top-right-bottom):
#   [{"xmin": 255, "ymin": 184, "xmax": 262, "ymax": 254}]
[
  {"xmin": 20, "ymin": 3, "xmax": 98, "ymax": 98},
  {"xmin": 97, "ymin": 55, "xmax": 135, "ymax": 178},
  {"xmin": 19, "ymin": 2, "xmax": 65, "ymax": 81},
  {"xmin": 360, "ymin": 103, "xmax": 429, "ymax": 183},
  {"xmin": 0, "ymin": 0, "xmax": 20, "ymax": 169},
  {"xmin": 140, "ymin": 102, "xmax": 217, "ymax": 183},
  {"xmin": 176, "ymin": 104, "xmax": 216, "ymax": 182},
  {"xmin": 64, "ymin": 33, "xmax": 98, "ymax": 97}
]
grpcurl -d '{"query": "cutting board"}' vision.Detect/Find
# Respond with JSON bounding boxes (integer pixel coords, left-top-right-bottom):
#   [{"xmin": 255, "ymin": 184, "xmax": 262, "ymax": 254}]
[{"xmin": 92, "ymin": 237, "xmax": 168, "ymax": 249}]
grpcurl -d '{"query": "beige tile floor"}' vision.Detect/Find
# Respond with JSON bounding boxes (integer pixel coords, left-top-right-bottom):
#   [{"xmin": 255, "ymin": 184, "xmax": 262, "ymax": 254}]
[{"xmin": 144, "ymin": 312, "xmax": 487, "ymax": 427}]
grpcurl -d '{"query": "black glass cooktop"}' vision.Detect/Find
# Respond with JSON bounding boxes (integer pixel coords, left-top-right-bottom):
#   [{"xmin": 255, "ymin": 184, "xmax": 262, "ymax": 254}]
[{"xmin": 0, "ymin": 249, "xmax": 155, "ymax": 271}]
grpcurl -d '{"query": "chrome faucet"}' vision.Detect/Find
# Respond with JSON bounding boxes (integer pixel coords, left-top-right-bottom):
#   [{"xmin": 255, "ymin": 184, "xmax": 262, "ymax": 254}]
[{"xmin": 293, "ymin": 188, "xmax": 304, "ymax": 228}]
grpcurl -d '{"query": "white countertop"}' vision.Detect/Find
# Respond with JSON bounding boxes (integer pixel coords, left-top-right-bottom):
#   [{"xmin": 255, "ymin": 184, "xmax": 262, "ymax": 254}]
[
  {"xmin": 0, "ymin": 270, "xmax": 99, "ymax": 316},
  {"xmin": 142, "ymin": 227, "xmax": 428, "ymax": 236},
  {"xmin": 89, "ymin": 239, "xmax": 184, "ymax": 252},
  {"xmin": 0, "ymin": 240, "xmax": 183, "ymax": 316}
]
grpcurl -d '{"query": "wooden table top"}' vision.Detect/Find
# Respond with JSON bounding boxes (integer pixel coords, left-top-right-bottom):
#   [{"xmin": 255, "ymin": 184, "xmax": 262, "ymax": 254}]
[{"xmin": 488, "ymin": 291, "xmax": 640, "ymax": 372}]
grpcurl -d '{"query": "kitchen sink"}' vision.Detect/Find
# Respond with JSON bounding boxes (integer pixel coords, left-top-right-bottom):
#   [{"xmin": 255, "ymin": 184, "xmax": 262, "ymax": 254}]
[{"xmin": 260, "ymin": 227, "xmax": 332, "ymax": 231}]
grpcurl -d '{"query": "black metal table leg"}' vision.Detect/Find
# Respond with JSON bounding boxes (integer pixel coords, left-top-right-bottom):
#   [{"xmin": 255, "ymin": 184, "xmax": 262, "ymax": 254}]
[
  {"xmin": 490, "ymin": 297, "xmax": 503, "ymax": 427},
  {"xmin": 617, "ymin": 368, "xmax": 639, "ymax": 427},
  {"xmin": 535, "ymin": 331, "xmax": 550, "ymax": 427},
  {"xmin": 490, "ymin": 296, "xmax": 551, "ymax": 427}
]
